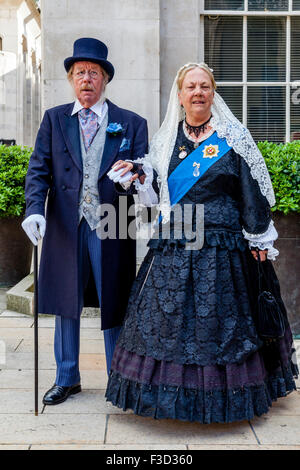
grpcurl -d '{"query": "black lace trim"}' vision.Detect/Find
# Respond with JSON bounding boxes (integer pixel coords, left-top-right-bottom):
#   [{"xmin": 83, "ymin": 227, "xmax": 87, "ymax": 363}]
[{"xmin": 106, "ymin": 361, "xmax": 298, "ymax": 424}]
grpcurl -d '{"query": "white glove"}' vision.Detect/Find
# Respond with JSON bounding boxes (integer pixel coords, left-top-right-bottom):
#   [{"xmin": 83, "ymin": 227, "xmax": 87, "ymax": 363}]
[
  {"xmin": 107, "ymin": 167, "xmax": 133, "ymax": 184},
  {"xmin": 21, "ymin": 214, "xmax": 46, "ymax": 246}
]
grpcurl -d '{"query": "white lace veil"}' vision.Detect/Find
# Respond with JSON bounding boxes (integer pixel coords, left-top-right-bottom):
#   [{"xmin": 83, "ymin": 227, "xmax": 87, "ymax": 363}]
[{"xmin": 147, "ymin": 62, "xmax": 275, "ymax": 223}]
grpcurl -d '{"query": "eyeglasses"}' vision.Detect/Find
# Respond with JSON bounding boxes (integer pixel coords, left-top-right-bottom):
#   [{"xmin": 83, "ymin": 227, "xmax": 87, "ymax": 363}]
[{"xmin": 74, "ymin": 70, "xmax": 100, "ymax": 79}]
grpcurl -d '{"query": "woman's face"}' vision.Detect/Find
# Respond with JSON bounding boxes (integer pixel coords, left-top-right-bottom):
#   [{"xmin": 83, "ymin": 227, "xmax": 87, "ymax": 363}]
[{"xmin": 178, "ymin": 68, "xmax": 214, "ymax": 122}]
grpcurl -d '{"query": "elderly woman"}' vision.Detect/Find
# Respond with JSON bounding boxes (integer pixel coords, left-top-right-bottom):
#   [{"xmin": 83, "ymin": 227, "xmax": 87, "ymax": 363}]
[{"xmin": 105, "ymin": 63, "xmax": 298, "ymax": 424}]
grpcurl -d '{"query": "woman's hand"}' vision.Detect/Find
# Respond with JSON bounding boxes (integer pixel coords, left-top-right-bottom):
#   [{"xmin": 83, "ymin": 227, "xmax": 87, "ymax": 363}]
[
  {"xmin": 251, "ymin": 249, "xmax": 268, "ymax": 262},
  {"xmin": 112, "ymin": 160, "xmax": 139, "ymax": 182}
]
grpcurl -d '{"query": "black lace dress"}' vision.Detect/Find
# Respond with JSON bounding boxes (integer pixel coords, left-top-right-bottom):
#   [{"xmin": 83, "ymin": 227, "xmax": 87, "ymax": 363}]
[{"xmin": 105, "ymin": 123, "xmax": 298, "ymax": 423}]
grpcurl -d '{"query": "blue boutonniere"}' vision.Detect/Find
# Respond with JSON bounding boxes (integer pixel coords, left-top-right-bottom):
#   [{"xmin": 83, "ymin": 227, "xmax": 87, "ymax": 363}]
[{"xmin": 106, "ymin": 122, "xmax": 123, "ymax": 136}]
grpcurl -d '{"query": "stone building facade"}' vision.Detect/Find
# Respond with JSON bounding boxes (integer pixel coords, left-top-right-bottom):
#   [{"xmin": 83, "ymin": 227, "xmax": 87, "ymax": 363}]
[
  {"xmin": 0, "ymin": 0, "xmax": 41, "ymax": 147},
  {"xmin": 41, "ymin": 0, "xmax": 300, "ymax": 143}
]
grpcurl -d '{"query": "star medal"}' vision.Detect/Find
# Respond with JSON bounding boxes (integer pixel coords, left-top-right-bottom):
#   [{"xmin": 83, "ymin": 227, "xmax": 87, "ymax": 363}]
[
  {"xmin": 178, "ymin": 145, "xmax": 188, "ymax": 159},
  {"xmin": 193, "ymin": 162, "xmax": 200, "ymax": 177},
  {"xmin": 203, "ymin": 144, "xmax": 219, "ymax": 158}
]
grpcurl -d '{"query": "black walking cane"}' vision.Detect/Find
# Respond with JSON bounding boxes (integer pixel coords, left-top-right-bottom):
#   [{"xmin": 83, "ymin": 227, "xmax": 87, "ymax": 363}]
[{"xmin": 33, "ymin": 244, "xmax": 38, "ymax": 416}]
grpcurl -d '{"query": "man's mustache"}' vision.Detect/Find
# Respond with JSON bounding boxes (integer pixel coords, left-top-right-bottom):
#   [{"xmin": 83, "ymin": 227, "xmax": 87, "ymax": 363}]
[{"xmin": 80, "ymin": 86, "xmax": 94, "ymax": 91}]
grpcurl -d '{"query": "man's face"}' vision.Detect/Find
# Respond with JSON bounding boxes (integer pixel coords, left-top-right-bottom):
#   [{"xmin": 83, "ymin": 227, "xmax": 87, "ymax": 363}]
[{"xmin": 72, "ymin": 61, "xmax": 105, "ymax": 108}]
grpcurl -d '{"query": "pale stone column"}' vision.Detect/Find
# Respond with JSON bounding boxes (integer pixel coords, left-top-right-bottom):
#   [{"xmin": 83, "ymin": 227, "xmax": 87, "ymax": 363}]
[{"xmin": 159, "ymin": 0, "xmax": 201, "ymax": 120}]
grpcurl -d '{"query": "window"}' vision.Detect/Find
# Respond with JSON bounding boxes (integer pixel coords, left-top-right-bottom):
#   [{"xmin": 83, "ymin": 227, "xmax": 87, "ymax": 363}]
[{"xmin": 201, "ymin": 0, "xmax": 300, "ymax": 143}]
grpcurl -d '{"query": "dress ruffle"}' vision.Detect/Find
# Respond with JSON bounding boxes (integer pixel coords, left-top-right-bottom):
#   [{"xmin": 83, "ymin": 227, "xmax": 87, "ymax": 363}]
[{"xmin": 105, "ymin": 360, "xmax": 297, "ymax": 424}]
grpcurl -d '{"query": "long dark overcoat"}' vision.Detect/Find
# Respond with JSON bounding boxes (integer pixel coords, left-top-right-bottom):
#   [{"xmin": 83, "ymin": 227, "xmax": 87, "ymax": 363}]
[{"xmin": 24, "ymin": 99, "xmax": 148, "ymax": 330}]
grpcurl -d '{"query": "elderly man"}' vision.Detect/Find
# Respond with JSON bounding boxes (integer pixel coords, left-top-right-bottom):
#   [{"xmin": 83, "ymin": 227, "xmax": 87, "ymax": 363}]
[{"xmin": 22, "ymin": 38, "xmax": 148, "ymax": 405}]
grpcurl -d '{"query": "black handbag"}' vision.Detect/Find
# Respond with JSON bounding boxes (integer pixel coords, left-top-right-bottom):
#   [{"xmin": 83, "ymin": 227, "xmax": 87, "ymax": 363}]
[{"xmin": 255, "ymin": 248, "xmax": 286, "ymax": 339}]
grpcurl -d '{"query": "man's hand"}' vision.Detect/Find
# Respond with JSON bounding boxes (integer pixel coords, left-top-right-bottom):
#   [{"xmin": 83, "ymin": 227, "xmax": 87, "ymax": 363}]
[
  {"xmin": 21, "ymin": 214, "xmax": 46, "ymax": 246},
  {"xmin": 251, "ymin": 249, "xmax": 268, "ymax": 262},
  {"xmin": 111, "ymin": 160, "xmax": 139, "ymax": 182}
]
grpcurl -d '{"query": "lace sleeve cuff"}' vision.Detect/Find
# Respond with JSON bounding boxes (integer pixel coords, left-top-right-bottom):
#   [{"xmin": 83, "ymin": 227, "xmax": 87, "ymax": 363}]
[
  {"xmin": 125, "ymin": 158, "xmax": 158, "ymax": 206},
  {"xmin": 242, "ymin": 220, "xmax": 279, "ymax": 260}
]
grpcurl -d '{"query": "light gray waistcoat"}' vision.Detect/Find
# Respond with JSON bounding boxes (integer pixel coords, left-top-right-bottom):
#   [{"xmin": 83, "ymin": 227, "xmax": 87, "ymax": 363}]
[{"xmin": 78, "ymin": 112, "xmax": 108, "ymax": 230}]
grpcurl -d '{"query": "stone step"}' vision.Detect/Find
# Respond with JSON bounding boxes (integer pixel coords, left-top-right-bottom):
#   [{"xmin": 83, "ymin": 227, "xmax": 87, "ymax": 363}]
[{"xmin": 6, "ymin": 260, "xmax": 144, "ymax": 317}]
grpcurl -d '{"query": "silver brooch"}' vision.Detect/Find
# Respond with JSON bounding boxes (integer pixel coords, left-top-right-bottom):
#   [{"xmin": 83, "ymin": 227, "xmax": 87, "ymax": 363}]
[{"xmin": 178, "ymin": 146, "xmax": 188, "ymax": 159}]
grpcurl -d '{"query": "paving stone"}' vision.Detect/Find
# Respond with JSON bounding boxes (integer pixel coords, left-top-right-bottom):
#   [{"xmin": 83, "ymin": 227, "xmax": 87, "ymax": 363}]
[
  {"xmin": 0, "ymin": 327, "xmax": 101, "ymax": 342},
  {"xmin": 266, "ymin": 391, "xmax": 300, "ymax": 416},
  {"xmin": 25, "ymin": 317, "xmax": 103, "ymax": 329},
  {"xmin": 0, "ymin": 317, "xmax": 34, "ymax": 328},
  {"xmin": 0, "ymin": 389, "xmax": 46, "ymax": 414},
  {"xmin": 44, "ymin": 389, "xmax": 133, "ymax": 415},
  {"xmin": 0, "ymin": 445, "xmax": 30, "ymax": 450},
  {"xmin": 30, "ymin": 444, "xmax": 187, "ymax": 450},
  {"xmin": 0, "ymin": 328, "xmax": 47, "ymax": 340},
  {"xmin": 80, "ymin": 318, "xmax": 102, "ymax": 329},
  {"xmin": 251, "ymin": 415, "xmax": 300, "ymax": 445},
  {"xmin": 0, "ymin": 369, "xmax": 108, "ymax": 390},
  {"xmin": 0, "ymin": 310, "xmax": 32, "ymax": 318},
  {"xmin": 0, "ymin": 336, "xmax": 23, "ymax": 353},
  {"xmin": 106, "ymin": 415, "xmax": 256, "ymax": 445},
  {"xmin": 80, "ymin": 339, "xmax": 104, "ymax": 354},
  {"xmin": 32, "ymin": 317, "xmax": 55, "ymax": 328},
  {"xmin": 188, "ymin": 445, "xmax": 300, "ymax": 450},
  {"xmin": 0, "ymin": 413, "xmax": 106, "ymax": 445},
  {"xmin": 1, "ymin": 351, "xmax": 106, "ymax": 371},
  {"xmin": 3, "ymin": 352, "xmax": 57, "ymax": 370},
  {"xmin": 79, "ymin": 353, "xmax": 106, "ymax": 370},
  {"xmin": 80, "ymin": 328, "xmax": 103, "ymax": 340},
  {"xmin": 16, "ymin": 337, "xmax": 104, "ymax": 354}
]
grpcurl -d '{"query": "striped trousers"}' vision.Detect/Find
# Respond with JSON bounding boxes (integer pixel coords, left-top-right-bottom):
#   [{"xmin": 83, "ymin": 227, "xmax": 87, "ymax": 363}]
[{"xmin": 54, "ymin": 218, "xmax": 122, "ymax": 387}]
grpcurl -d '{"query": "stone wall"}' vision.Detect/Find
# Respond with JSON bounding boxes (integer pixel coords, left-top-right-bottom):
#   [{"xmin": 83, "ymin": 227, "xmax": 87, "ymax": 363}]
[
  {"xmin": 0, "ymin": 52, "xmax": 17, "ymax": 142},
  {"xmin": 0, "ymin": 0, "xmax": 41, "ymax": 147},
  {"xmin": 159, "ymin": 0, "xmax": 201, "ymax": 120},
  {"xmin": 41, "ymin": 0, "xmax": 160, "ymax": 138}
]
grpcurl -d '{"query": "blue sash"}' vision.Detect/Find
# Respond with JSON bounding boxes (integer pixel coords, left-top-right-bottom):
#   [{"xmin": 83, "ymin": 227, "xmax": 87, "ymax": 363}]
[
  {"xmin": 168, "ymin": 132, "xmax": 231, "ymax": 207},
  {"xmin": 158, "ymin": 133, "xmax": 232, "ymax": 223}
]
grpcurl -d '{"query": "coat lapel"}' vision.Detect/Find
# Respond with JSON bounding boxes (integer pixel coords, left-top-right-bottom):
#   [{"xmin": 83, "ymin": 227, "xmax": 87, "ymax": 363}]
[
  {"xmin": 59, "ymin": 103, "xmax": 82, "ymax": 172},
  {"xmin": 98, "ymin": 100, "xmax": 128, "ymax": 180}
]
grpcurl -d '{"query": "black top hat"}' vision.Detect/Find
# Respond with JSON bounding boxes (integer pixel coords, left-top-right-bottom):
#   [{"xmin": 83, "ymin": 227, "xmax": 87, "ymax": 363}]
[{"xmin": 64, "ymin": 38, "xmax": 114, "ymax": 82}]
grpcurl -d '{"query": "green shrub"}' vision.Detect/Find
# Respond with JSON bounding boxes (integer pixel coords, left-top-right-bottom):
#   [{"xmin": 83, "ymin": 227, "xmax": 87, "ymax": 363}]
[
  {"xmin": 257, "ymin": 140, "xmax": 300, "ymax": 214},
  {"xmin": 0, "ymin": 141, "xmax": 299, "ymax": 218},
  {"xmin": 0, "ymin": 145, "xmax": 32, "ymax": 218}
]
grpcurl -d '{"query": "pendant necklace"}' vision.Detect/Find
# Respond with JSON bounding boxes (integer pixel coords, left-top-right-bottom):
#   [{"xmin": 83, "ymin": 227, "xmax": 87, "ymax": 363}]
[{"xmin": 179, "ymin": 117, "xmax": 214, "ymax": 158}]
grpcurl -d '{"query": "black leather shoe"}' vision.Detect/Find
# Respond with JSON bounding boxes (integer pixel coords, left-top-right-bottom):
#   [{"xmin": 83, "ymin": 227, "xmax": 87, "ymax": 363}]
[{"xmin": 42, "ymin": 383, "xmax": 81, "ymax": 405}]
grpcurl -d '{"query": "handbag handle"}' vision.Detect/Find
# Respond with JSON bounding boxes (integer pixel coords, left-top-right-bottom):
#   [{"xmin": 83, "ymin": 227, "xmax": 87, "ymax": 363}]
[{"xmin": 255, "ymin": 247, "xmax": 271, "ymax": 294}]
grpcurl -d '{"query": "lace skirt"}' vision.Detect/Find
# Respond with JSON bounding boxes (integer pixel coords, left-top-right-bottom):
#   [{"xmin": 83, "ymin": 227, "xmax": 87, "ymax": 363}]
[{"xmin": 105, "ymin": 240, "xmax": 298, "ymax": 424}]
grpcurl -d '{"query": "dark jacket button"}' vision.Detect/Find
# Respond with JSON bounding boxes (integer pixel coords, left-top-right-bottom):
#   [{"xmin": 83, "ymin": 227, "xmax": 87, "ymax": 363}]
[
  {"xmin": 65, "ymin": 167, "xmax": 70, "ymax": 171},
  {"xmin": 63, "ymin": 147, "xmax": 68, "ymax": 153},
  {"xmin": 61, "ymin": 185, "xmax": 66, "ymax": 190}
]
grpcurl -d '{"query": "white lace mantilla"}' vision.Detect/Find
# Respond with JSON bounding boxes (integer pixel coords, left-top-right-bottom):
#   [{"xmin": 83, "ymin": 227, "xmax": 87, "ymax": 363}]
[{"xmin": 144, "ymin": 63, "xmax": 275, "ymax": 224}]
